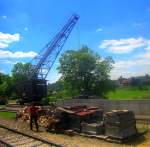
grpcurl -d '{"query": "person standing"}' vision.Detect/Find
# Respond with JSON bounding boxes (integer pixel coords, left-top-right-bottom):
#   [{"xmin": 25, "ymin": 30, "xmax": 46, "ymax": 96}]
[{"xmin": 28, "ymin": 103, "xmax": 40, "ymax": 132}]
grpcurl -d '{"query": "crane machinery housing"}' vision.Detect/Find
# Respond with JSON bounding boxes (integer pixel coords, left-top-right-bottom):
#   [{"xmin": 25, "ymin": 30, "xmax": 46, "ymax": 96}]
[{"xmin": 16, "ymin": 14, "xmax": 79, "ymax": 104}]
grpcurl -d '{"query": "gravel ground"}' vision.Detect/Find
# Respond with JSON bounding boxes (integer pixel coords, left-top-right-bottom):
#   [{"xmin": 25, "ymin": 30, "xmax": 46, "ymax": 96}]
[{"xmin": 0, "ymin": 117, "xmax": 149, "ymax": 147}]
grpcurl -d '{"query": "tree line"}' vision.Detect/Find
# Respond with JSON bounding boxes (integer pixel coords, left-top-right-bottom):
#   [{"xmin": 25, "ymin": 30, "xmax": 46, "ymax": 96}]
[
  {"xmin": 117, "ymin": 75, "xmax": 150, "ymax": 90},
  {"xmin": 0, "ymin": 46, "xmax": 115, "ymax": 103}
]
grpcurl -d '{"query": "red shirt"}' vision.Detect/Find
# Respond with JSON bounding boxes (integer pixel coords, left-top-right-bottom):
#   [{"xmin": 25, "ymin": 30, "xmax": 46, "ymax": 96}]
[{"xmin": 29, "ymin": 106, "xmax": 39, "ymax": 116}]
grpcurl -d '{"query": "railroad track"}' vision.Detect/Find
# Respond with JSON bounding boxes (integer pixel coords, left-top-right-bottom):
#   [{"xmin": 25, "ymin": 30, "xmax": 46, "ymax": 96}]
[{"xmin": 0, "ymin": 124, "xmax": 64, "ymax": 147}]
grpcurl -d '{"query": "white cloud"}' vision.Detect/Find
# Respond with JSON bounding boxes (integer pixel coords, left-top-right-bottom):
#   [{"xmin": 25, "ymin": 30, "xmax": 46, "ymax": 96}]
[
  {"xmin": 111, "ymin": 58, "xmax": 150, "ymax": 79},
  {"xmin": 0, "ymin": 50, "xmax": 37, "ymax": 58},
  {"xmin": 113, "ymin": 59, "xmax": 150, "ymax": 69},
  {"xmin": 145, "ymin": 40, "xmax": 150, "ymax": 50},
  {"xmin": 24, "ymin": 27, "xmax": 28, "ymax": 31},
  {"xmin": 99, "ymin": 37, "xmax": 150, "ymax": 78},
  {"xmin": 138, "ymin": 51, "xmax": 150, "ymax": 59},
  {"xmin": 47, "ymin": 72, "xmax": 62, "ymax": 83},
  {"xmin": 97, "ymin": 28, "xmax": 103, "ymax": 32},
  {"xmin": 2, "ymin": 15, "xmax": 7, "ymax": 19},
  {"xmin": 145, "ymin": 46, "xmax": 150, "ymax": 50},
  {"xmin": 113, "ymin": 61, "xmax": 135, "ymax": 70},
  {"xmin": 99, "ymin": 37, "xmax": 147, "ymax": 54},
  {"xmin": 0, "ymin": 32, "xmax": 20, "ymax": 49},
  {"xmin": 0, "ymin": 59, "xmax": 17, "ymax": 64},
  {"xmin": 0, "ymin": 42, "xmax": 9, "ymax": 48}
]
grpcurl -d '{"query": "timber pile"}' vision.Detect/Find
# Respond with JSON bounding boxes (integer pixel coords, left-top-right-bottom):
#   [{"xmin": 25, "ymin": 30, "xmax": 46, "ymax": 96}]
[
  {"xmin": 16, "ymin": 106, "xmax": 30, "ymax": 121},
  {"xmin": 16, "ymin": 106, "xmax": 56, "ymax": 127},
  {"xmin": 104, "ymin": 110, "xmax": 137, "ymax": 139}
]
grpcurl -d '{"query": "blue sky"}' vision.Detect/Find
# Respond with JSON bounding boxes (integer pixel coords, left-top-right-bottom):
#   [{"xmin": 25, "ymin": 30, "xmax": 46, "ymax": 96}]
[{"xmin": 0, "ymin": 0, "xmax": 150, "ymax": 83}]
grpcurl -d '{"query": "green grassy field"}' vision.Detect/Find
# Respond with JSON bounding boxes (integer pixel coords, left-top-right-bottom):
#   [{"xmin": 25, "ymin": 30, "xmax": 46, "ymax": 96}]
[
  {"xmin": 107, "ymin": 86, "xmax": 150, "ymax": 100},
  {"xmin": 0, "ymin": 112, "xmax": 16, "ymax": 119}
]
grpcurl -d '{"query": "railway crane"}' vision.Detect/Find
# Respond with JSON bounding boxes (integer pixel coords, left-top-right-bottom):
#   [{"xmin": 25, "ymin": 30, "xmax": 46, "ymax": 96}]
[{"xmin": 17, "ymin": 14, "xmax": 79, "ymax": 103}]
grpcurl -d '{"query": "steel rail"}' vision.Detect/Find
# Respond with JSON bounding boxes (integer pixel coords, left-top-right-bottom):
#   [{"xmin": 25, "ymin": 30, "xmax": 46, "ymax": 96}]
[{"xmin": 0, "ymin": 124, "xmax": 65, "ymax": 147}]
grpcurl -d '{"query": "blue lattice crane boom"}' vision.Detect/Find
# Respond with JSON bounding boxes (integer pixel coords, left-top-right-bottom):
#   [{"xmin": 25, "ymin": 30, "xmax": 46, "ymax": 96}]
[
  {"xmin": 31, "ymin": 14, "xmax": 79, "ymax": 80},
  {"xmin": 16, "ymin": 14, "xmax": 79, "ymax": 103}
]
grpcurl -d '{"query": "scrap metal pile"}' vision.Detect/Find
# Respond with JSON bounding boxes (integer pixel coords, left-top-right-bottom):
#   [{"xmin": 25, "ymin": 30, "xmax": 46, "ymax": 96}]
[
  {"xmin": 16, "ymin": 105, "xmax": 138, "ymax": 140},
  {"xmin": 54, "ymin": 105, "xmax": 104, "ymax": 132}
]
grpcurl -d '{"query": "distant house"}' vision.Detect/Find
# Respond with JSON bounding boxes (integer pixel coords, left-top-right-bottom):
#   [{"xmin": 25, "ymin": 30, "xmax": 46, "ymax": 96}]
[
  {"xmin": 117, "ymin": 74, "xmax": 150, "ymax": 87},
  {"xmin": 118, "ymin": 76, "xmax": 131, "ymax": 86}
]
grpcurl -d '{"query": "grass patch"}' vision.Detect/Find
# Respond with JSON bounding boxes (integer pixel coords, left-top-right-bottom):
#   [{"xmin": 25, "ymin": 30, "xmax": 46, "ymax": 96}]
[
  {"xmin": 8, "ymin": 99, "xmax": 17, "ymax": 104},
  {"xmin": 136, "ymin": 123, "xmax": 150, "ymax": 132},
  {"xmin": 0, "ymin": 105, "xmax": 6, "ymax": 109},
  {"xmin": 0, "ymin": 112, "xmax": 16, "ymax": 119},
  {"xmin": 107, "ymin": 86, "xmax": 150, "ymax": 100}
]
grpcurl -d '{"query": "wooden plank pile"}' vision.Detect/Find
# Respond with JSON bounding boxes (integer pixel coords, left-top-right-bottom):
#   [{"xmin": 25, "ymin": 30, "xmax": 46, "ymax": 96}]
[{"xmin": 104, "ymin": 110, "xmax": 137, "ymax": 139}]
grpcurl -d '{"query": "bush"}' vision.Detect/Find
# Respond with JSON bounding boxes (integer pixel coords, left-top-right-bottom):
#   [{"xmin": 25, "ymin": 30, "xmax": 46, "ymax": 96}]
[
  {"xmin": 0, "ymin": 97, "xmax": 8, "ymax": 105},
  {"xmin": 41, "ymin": 97, "xmax": 49, "ymax": 105},
  {"xmin": 10, "ymin": 92, "xmax": 18, "ymax": 100}
]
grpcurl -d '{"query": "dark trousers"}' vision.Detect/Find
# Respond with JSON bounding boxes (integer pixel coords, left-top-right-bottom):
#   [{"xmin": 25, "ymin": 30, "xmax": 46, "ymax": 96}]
[{"xmin": 30, "ymin": 115, "xmax": 39, "ymax": 131}]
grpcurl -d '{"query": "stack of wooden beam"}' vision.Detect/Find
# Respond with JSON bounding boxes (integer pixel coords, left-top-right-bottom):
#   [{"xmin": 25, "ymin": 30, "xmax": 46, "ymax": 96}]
[{"xmin": 104, "ymin": 110, "xmax": 137, "ymax": 139}]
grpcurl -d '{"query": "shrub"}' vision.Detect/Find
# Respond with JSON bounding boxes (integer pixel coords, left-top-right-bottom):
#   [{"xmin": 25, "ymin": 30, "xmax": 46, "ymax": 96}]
[
  {"xmin": 0, "ymin": 97, "xmax": 8, "ymax": 105},
  {"xmin": 41, "ymin": 97, "xmax": 49, "ymax": 105}
]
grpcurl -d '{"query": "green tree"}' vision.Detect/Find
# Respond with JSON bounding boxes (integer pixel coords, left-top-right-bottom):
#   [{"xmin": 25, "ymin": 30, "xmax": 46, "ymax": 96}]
[
  {"xmin": 58, "ymin": 46, "xmax": 114, "ymax": 97},
  {"xmin": 48, "ymin": 81, "xmax": 62, "ymax": 93},
  {"xmin": 12, "ymin": 62, "xmax": 33, "ymax": 82},
  {"xmin": 0, "ymin": 73, "xmax": 13, "ymax": 97}
]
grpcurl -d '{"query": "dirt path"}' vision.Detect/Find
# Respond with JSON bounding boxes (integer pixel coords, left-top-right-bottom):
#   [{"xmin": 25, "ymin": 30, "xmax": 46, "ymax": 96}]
[{"xmin": 0, "ymin": 117, "xmax": 149, "ymax": 147}]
